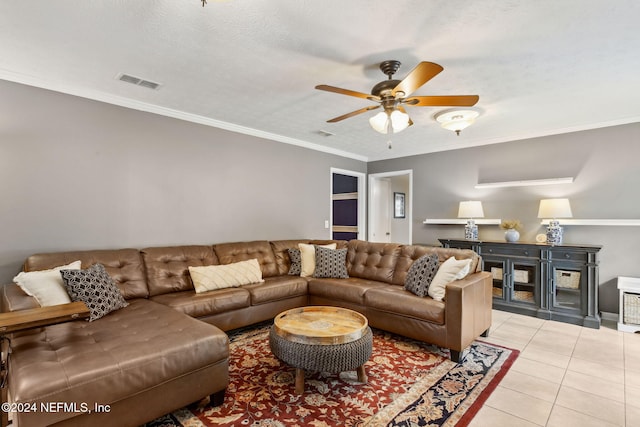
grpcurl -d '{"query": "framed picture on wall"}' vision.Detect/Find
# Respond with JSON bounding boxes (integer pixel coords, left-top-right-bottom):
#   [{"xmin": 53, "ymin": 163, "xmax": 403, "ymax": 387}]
[{"xmin": 394, "ymin": 192, "xmax": 405, "ymax": 218}]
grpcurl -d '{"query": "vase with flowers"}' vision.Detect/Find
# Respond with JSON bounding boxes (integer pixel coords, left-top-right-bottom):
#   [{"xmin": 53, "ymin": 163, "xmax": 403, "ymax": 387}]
[{"xmin": 500, "ymin": 220, "xmax": 522, "ymax": 242}]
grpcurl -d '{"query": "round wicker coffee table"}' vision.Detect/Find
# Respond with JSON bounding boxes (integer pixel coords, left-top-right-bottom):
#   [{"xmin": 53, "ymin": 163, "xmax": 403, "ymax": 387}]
[{"xmin": 269, "ymin": 306, "xmax": 373, "ymax": 394}]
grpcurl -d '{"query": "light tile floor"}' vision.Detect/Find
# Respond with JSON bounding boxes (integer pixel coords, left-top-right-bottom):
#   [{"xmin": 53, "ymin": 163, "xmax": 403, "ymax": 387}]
[{"xmin": 468, "ymin": 310, "xmax": 640, "ymax": 427}]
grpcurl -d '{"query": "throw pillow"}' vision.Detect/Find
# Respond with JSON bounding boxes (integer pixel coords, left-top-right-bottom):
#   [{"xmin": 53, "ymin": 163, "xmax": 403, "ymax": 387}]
[
  {"xmin": 13, "ymin": 260, "xmax": 82, "ymax": 307},
  {"xmin": 189, "ymin": 258, "xmax": 264, "ymax": 293},
  {"xmin": 299, "ymin": 243, "xmax": 337, "ymax": 277},
  {"xmin": 287, "ymin": 248, "xmax": 302, "ymax": 276},
  {"xmin": 403, "ymin": 254, "xmax": 440, "ymax": 297},
  {"xmin": 60, "ymin": 263, "xmax": 129, "ymax": 322},
  {"xmin": 313, "ymin": 247, "xmax": 349, "ymax": 279},
  {"xmin": 428, "ymin": 257, "xmax": 472, "ymax": 302}
]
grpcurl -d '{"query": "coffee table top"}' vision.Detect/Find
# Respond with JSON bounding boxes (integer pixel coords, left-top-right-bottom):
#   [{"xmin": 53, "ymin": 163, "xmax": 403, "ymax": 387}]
[{"xmin": 273, "ymin": 306, "xmax": 368, "ymax": 345}]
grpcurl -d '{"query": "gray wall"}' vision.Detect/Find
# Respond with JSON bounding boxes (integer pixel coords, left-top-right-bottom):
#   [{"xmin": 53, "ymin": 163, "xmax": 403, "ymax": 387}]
[
  {"xmin": 0, "ymin": 80, "xmax": 365, "ymax": 283},
  {"xmin": 369, "ymin": 123, "xmax": 640, "ymax": 314}
]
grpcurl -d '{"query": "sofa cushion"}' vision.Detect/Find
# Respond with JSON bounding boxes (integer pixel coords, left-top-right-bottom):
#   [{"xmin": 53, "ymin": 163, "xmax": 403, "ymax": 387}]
[
  {"xmin": 364, "ymin": 286, "xmax": 445, "ymax": 324},
  {"xmin": 60, "ymin": 263, "xmax": 129, "ymax": 322},
  {"xmin": 428, "ymin": 257, "xmax": 472, "ymax": 301},
  {"xmin": 403, "ymin": 254, "xmax": 439, "ymax": 297},
  {"xmin": 346, "ymin": 240, "xmax": 401, "ymax": 283},
  {"xmin": 13, "ymin": 260, "xmax": 81, "ymax": 307},
  {"xmin": 189, "ymin": 259, "xmax": 264, "ymax": 293},
  {"xmin": 241, "ymin": 276, "xmax": 308, "ymax": 305},
  {"xmin": 214, "ymin": 241, "xmax": 279, "ymax": 278},
  {"xmin": 308, "ymin": 277, "xmax": 387, "ymax": 305},
  {"xmin": 23, "ymin": 249, "xmax": 149, "ymax": 300},
  {"xmin": 142, "ymin": 245, "xmax": 219, "ymax": 297},
  {"xmin": 150, "ymin": 288, "xmax": 251, "ymax": 318},
  {"xmin": 313, "ymin": 247, "xmax": 349, "ymax": 279},
  {"xmin": 8, "ymin": 299, "xmax": 228, "ymax": 427}
]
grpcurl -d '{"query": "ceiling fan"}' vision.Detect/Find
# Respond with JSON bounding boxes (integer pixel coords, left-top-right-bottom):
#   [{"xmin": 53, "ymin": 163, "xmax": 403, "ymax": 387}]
[{"xmin": 315, "ymin": 60, "xmax": 479, "ymax": 135}]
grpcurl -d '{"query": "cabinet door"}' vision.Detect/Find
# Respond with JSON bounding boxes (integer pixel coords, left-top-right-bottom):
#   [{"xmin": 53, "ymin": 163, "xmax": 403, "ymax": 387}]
[
  {"xmin": 509, "ymin": 260, "xmax": 539, "ymax": 306},
  {"xmin": 483, "ymin": 256, "xmax": 538, "ymax": 305},
  {"xmin": 550, "ymin": 263, "xmax": 585, "ymax": 314},
  {"xmin": 483, "ymin": 258, "xmax": 507, "ymax": 301}
]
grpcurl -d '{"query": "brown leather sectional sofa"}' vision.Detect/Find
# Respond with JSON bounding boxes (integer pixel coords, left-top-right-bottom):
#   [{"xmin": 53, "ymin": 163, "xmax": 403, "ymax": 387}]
[{"xmin": 1, "ymin": 239, "xmax": 492, "ymax": 427}]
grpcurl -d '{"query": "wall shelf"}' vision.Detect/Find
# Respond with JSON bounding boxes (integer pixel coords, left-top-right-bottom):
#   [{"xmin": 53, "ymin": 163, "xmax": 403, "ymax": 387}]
[
  {"xmin": 540, "ymin": 219, "xmax": 640, "ymax": 226},
  {"xmin": 423, "ymin": 219, "xmax": 502, "ymax": 225}
]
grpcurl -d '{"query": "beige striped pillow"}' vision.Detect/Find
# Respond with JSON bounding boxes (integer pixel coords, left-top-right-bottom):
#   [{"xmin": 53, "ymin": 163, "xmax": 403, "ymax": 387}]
[{"xmin": 189, "ymin": 259, "xmax": 264, "ymax": 293}]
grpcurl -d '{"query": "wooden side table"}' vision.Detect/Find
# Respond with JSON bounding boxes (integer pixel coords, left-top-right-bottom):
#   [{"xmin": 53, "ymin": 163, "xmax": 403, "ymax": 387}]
[{"xmin": 0, "ymin": 302, "xmax": 89, "ymax": 427}]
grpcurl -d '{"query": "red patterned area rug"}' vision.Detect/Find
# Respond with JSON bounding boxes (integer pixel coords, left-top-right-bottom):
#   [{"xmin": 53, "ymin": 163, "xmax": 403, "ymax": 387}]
[{"xmin": 144, "ymin": 323, "xmax": 517, "ymax": 427}]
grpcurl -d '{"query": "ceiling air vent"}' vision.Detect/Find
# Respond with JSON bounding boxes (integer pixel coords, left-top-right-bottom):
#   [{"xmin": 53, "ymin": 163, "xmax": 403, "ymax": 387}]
[{"xmin": 117, "ymin": 73, "xmax": 161, "ymax": 90}]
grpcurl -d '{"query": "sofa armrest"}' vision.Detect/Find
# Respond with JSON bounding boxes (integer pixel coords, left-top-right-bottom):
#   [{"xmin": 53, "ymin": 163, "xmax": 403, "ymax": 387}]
[
  {"xmin": 444, "ymin": 271, "xmax": 492, "ymax": 352},
  {"xmin": 1, "ymin": 283, "xmax": 40, "ymax": 313}
]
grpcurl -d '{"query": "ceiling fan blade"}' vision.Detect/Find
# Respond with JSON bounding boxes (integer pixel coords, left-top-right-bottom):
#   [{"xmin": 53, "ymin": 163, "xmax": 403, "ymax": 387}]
[
  {"xmin": 315, "ymin": 84, "xmax": 380, "ymax": 101},
  {"xmin": 397, "ymin": 106, "xmax": 414, "ymax": 126},
  {"xmin": 404, "ymin": 95, "xmax": 479, "ymax": 107},
  {"xmin": 392, "ymin": 62, "xmax": 443, "ymax": 97},
  {"xmin": 326, "ymin": 105, "xmax": 380, "ymax": 123}
]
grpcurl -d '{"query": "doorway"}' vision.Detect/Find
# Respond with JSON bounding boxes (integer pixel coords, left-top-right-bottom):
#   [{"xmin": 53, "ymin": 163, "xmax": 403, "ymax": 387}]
[
  {"xmin": 330, "ymin": 168, "xmax": 366, "ymax": 240},
  {"xmin": 368, "ymin": 170, "xmax": 413, "ymax": 244}
]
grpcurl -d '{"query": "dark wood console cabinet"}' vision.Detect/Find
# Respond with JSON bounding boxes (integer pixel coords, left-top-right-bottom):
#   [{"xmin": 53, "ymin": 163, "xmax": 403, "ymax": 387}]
[{"xmin": 439, "ymin": 239, "xmax": 602, "ymax": 328}]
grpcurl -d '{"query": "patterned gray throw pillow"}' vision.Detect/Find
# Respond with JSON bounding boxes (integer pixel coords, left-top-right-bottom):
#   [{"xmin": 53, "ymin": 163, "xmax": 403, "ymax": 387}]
[
  {"xmin": 288, "ymin": 248, "xmax": 302, "ymax": 275},
  {"xmin": 60, "ymin": 263, "xmax": 129, "ymax": 322},
  {"xmin": 404, "ymin": 254, "xmax": 440, "ymax": 297},
  {"xmin": 313, "ymin": 246, "xmax": 349, "ymax": 279}
]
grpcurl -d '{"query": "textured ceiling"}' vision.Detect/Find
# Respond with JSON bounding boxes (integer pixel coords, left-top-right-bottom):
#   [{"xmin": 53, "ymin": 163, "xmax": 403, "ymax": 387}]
[{"xmin": 1, "ymin": 1, "xmax": 639, "ymax": 161}]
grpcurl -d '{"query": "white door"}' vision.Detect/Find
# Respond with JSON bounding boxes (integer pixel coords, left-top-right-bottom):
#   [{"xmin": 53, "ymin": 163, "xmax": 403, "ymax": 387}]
[
  {"xmin": 370, "ymin": 178, "xmax": 391, "ymax": 242},
  {"xmin": 368, "ymin": 170, "xmax": 413, "ymax": 244}
]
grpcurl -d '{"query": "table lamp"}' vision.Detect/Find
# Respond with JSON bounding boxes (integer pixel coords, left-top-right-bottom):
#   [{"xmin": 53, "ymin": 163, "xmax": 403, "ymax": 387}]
[
  {"xmin": 537, "ymin": 198, "xmax": 572, "ymax": 245},
  {"xmin": 458, "ymin": 201, "xmax": 484, "ymax": 241}
]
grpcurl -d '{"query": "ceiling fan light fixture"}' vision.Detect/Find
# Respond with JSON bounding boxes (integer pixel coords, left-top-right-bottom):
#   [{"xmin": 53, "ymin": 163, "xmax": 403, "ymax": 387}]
[
  {"xmin": 435, "ymin": 109, "xmax": 480, "ymax": 135},
  {"xmin": 390, "ymin": 110, "xmax": 410, "ymax": 132},
  {"xmin": 369, "ymin": 110, "xmax": 410, "ymax": 134}
]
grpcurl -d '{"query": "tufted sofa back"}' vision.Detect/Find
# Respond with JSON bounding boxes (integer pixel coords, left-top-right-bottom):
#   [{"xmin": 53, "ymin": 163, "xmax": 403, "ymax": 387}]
[
  {"xmin": 142, "ymin": 246, "xmax": 219, "ymax": 296},
  {"xmin": 213, "ymin": 241, "xmax": 279, "ymax": 278},
  {"xmin": 346, "ymin": 240, "xmax": 402, "ymax": 283},
  {"xmin": 391, "ymin": 245, "xmax": 481, "ymax": 286},
  {"xmin": 23, "ymin": 249, "xmax": 148, "ymax": 300},
  {"xmin": 17, "ymin": 240, "xmax": 482, "ymax": 303}
]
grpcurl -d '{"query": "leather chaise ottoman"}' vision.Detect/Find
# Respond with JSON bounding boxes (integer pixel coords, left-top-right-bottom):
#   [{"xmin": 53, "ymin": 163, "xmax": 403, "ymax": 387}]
[{"xmin": 8, "ymin": 299, "xmax": 229, "ymax": 427}]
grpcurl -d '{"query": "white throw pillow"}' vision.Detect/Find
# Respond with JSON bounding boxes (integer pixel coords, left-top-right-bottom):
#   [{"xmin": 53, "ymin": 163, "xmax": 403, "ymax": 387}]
[
  {"xmin": 298, "ymin": 243, "xmax": 337, "ymax": 277},
  {"xmin": 427, "ymin": 257, "xmax": 472, "ymax": 302},
  {"xmin": 14, "ymin": 260, "xmax": 82, "ymax": 306},
  {"xmin": 189, "ymin": 259, "xmax": 264, "ymax": 293}
]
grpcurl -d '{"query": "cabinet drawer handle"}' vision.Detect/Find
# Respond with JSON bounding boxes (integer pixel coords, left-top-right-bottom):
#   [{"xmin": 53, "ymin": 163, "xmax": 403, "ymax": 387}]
[
  {"xmin": 524, "ymin": 251, "xmax": 529, "ymax": 256},
  {"xmin": 488, "ymin": 249, "xmax": 493, "ymax": 253},
  {"xmin": 565, "ymin": 253, "xmax": 571, "ymax": 259}
]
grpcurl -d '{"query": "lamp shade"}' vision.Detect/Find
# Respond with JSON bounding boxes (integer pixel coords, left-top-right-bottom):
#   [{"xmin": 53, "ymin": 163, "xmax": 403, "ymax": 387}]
[
  {"xmin": 537, "ymin": 198, "xmax": 573, "ymax": 219},
  {"xmin": 458, "ymin": 201, "xmax": 484, "ymax": 218},
  {"xmin": 369, "ymin": 110, "xmax": 410, "ymax": 134}
]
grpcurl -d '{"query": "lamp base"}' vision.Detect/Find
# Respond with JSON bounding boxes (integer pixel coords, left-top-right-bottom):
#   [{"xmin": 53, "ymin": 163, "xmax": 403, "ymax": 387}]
[
  {"xmin": 546, "ymin": 220, "xmax": 563, "ymax": 245},
  {"xmin": 465, "ymin": 220, "xmax": 478, "ymax": 241}
]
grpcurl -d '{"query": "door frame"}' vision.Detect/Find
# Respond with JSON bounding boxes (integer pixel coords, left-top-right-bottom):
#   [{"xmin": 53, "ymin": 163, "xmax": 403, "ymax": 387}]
[
  {"xmin": 368, "ymin": 169, "xmax": 413, "ymax": 244},
  {"xmin": 330, "ymin": 168, "xmax": 367, "ymax": 240}
]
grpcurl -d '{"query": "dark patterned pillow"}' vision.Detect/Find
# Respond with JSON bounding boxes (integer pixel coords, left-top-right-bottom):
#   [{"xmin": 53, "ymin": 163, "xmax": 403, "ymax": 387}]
[
  {"xmin": 288, "ymin": 248, "xmax": 302, "ymax": 275},
  {"xmin": 60, "ymin": 263, "xmax": 129, "ymax": 322},
  {"xmin": 404, "ymin": 254, "xmax": 440, "ymax": 297},
  {"xmin": 313, "ymin": 246, "xmax": 349, "ymax": 279}
]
